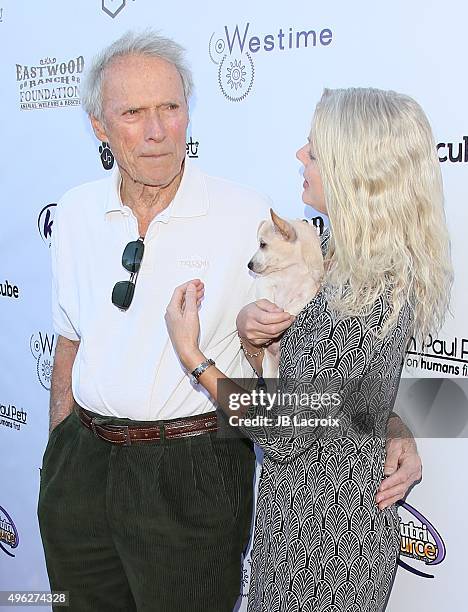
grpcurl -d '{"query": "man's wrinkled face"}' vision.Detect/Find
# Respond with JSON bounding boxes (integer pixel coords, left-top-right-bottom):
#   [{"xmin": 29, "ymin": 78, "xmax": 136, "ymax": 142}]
[{"xmin": 91, "ymin": 54, "xmax": 189, "ymax": 188}]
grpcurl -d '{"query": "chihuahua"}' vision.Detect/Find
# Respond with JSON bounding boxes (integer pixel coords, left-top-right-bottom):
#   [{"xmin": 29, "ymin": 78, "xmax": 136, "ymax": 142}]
[{"xmin": 247, "ymin": 209, "xmax": 324, "ymax": 378}]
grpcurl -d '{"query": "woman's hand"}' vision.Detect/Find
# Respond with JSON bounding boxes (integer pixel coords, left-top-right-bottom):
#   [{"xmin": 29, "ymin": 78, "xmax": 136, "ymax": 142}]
[
  {"xmin": 165, "ymin": 279, "xmax": 206, "ymax": 370},
  {"xmin": 236, "ymin": 299, "xmax": 295, "ymax": 346}
]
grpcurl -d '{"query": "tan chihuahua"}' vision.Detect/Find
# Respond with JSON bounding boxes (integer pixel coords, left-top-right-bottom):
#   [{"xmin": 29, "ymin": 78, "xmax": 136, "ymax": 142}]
[{"xmin": 247, "ymin": 209, "xmax": 324, "ymax": 378}]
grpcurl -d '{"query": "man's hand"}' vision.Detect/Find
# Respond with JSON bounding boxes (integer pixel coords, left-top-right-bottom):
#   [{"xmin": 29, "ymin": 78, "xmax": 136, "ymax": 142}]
[
  {"xmin": 376, "ymin": 415, "xmax": 422, "ymax": 510},
  {"xmin": 236, "ymin": 299, "xmax": 295, "ymax": 347},
  {"xmin": 49, "ymin": 335, "xmax": 80, "ymax": 434}
]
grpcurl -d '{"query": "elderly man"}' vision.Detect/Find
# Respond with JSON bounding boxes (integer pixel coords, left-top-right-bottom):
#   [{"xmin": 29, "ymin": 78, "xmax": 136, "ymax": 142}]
[{"xmin": 38, "ymin": 31, "xmax": 421, "ymax": 612}]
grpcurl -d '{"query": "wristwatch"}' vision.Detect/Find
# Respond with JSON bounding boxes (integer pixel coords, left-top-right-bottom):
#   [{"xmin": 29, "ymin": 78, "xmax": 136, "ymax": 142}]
[{"xmin": 190, "ymin": 359, "xmax": 215, "ymax": 384}]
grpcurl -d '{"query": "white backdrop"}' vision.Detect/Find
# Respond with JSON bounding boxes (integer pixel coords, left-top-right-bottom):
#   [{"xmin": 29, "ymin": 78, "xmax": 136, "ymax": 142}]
[{"xmin": 0, "ymin": 1, "xmax": 467, "ymax": 610}]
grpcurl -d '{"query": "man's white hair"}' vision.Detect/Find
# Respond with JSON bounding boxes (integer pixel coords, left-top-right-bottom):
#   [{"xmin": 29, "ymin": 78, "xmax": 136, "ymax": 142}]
[{"xmin": 80, "ymin": 29, "xmax": 193, "ymax": 120}]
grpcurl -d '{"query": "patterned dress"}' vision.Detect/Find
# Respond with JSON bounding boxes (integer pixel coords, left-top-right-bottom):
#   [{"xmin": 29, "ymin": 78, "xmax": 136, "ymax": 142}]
[{"xmin": 244, "ymin": 229, "xmax": 413, "ymax": 612}]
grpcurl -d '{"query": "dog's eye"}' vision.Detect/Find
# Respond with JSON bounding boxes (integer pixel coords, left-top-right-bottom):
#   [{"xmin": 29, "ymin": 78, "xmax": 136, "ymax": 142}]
[{"xmin": 259, "ymin": 241, "xmax": 266, "ymax": 249}]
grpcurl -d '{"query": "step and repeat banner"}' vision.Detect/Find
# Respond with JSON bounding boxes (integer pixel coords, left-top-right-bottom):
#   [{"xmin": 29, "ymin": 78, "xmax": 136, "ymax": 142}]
[{"xmin": 0, "ymin": 1, "xmax": 467, "ymax": 610}]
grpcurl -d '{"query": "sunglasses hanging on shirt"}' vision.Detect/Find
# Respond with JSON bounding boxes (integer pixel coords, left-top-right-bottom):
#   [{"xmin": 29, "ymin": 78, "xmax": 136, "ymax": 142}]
[{"xmin": 112, "ymin": 236, "xmax": 145, "ymax": 311}]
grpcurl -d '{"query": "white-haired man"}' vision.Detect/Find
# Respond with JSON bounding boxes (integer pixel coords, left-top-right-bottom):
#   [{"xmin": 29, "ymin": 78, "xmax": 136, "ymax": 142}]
[{"xmin": 38, "ymin": 31, "xmax": 422, "ymax": 612}]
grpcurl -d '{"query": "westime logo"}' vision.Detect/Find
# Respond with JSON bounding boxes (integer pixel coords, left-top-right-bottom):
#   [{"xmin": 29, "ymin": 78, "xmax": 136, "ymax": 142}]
[{"xmin": 16, "ymin": 55, "xmax": 84, "ymax": 110}]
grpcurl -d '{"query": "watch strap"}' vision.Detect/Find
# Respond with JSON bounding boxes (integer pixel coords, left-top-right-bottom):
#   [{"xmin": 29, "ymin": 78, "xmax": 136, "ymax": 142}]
[{"xmin": 191, "ymin": 358, "xmax": 215, "ymax": 383}]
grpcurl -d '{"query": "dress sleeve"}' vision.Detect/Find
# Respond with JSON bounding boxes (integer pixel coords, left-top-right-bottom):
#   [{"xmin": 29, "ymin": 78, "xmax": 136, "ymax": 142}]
[{"xmin": 236, "ymin": 291, "xmax": 410, "ymax": 464}]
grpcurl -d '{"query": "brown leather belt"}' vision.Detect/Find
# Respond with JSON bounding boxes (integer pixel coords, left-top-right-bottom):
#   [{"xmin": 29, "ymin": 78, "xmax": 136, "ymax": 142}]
[{"xmin": 76, "ymin": 404, "xmax": 218, "ymax": 446}]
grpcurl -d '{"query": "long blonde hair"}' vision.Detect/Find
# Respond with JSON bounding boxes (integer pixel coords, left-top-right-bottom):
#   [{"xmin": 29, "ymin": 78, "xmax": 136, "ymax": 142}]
[{"xmin": 311, "ymin": 87, "xmax": 453, "ymax": 340}]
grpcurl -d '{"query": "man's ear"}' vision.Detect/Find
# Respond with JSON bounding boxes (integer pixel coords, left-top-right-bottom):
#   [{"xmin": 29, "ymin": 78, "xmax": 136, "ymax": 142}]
[
  {"xmin": 90, "ymin": 115, "xmax": 108, "ymax": 143},
  {"xmin": 270, "ymin": 208, "xmax": 297, "ymax": 242}
]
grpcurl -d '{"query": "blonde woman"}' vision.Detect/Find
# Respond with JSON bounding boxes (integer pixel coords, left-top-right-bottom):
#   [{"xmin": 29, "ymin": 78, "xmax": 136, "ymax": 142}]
[{"xmin": 165, "ymin": 88, "xmax": 452, "ymax": 611}]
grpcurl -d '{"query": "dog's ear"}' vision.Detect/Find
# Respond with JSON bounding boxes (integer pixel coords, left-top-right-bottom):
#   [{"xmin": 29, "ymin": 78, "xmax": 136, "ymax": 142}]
[
  {"xmin": 257, "ymin": 219, "xmax": 268, "ymax": 237},
  {"xmin": 270, "ymin": 208, "xmax": 297, "ymax": 242}
]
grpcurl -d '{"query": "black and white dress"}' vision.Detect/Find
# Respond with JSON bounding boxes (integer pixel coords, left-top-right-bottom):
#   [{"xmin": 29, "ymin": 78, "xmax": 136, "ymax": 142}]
[{"xmin": 243, "ymin": 229, "xmax": 413, "ymax": 612}]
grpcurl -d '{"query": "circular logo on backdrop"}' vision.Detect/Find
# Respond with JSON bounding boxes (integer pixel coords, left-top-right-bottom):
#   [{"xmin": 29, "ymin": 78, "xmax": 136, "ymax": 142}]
[
  {"xmin": 38, "ymin": 203, "xmax": 57, "ymax": 248},
  {"xmin": 0, "ymin": 505, "xmax": 19, "ymax": 557},
  {"xmin": 397, "ymin": 501, "xmax": 446, "ymax": 578},
  {"xmin": 209, "ymin": 32, "xmax": 255, "ymax": 102},
  {"xmin": 30, "ymin": 332, "xmax": 56, "ymax": 391}
]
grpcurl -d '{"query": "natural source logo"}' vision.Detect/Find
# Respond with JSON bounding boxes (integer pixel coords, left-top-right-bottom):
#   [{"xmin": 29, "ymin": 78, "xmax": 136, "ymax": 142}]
[
  {"xmin": 398, "ymin": 501, "xmax": 446, "ymax": 578},
  {"xmin": 209, "ymin": 22, "xmax": 333, "ymax": 102},
  {"xmin": 0, "ymin": 506, "xmax": 19, "ymax": 557},
  {"xmin": 16, "ymin": 55, "xmax": 84, "ymax": 110}
]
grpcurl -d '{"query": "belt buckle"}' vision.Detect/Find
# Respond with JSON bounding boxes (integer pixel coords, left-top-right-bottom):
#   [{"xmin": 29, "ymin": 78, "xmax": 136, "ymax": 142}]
[{"xmin": 106, "ymin": 424, "xmax": 132, "ymax": 446}]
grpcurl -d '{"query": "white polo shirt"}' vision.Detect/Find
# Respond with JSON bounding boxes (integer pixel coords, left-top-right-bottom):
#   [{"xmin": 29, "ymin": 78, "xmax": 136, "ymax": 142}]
[{"xmin": 51, "ymin": 158, "xmax": 271, "ymax": 420}]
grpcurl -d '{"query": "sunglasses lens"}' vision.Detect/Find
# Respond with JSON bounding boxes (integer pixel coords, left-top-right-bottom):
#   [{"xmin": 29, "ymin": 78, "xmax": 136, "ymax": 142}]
[
  {"xmin": 122, "ymin": 240, "xmax": 144, "ymax": 273},
  {"xmin": 112, "ymin": 281, "xmax": 135, "ymax": 310}
]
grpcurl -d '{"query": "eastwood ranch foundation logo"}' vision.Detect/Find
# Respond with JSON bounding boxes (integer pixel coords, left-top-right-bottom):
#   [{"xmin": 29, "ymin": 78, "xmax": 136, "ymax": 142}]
[
  {"xmin": 16, "ymin": 55, "xmax": 84, "ymax": 110},
  {"xmin": 209, "ymin": 22, "xmax": 333, "ymax": 102}
]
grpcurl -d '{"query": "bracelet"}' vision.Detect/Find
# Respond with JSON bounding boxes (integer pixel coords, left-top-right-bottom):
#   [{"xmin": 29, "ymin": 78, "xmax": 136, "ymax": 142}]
[
  {"xmin": 238, "ymin": 335, "xmax": 264, "ymax": 358},
  {"xmin": 190, "ymin": 358, "xmax": 215, "ymax": 384}
]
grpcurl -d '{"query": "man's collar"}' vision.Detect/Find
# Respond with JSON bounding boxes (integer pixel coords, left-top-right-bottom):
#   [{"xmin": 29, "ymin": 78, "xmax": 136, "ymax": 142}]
[{"xmin": 104, "ymin": 157, "xmax": 209, "ymax": 219}]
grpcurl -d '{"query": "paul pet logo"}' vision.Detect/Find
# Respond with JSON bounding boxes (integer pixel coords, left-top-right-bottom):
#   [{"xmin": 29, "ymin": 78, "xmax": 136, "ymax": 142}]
[
  {"xmin": 0, "ymin": 506, "xmax": 19, "ymax": 557},
  {"xmin": 406, "ymin": 334, "xmax": 468, "ymax": 377},
  {"xmin": 437, "ymin": 137, "xmax": 468, "ymax": 162},
  {"xmin": 101, "ymin": 0, "xmax": 134, "ymax": 19},
  {"xmin": 38, "ymin": 203, "xmax": 57, "ymax": 247},
  {"xmin": 99, "ymin": 137, "xmax": 200, "ymax": 170},
  {"xmin": 0, "ymin": 402, "xmax": 27, "ymax": 432},
  {"xmin": 209, "ymin": 22, "xmax": 333, "ymax": 102},
  {"xmin": 16, "ymin": 55, "xmax": 84, "ymax": 110},
  {"xmin": 30, "ymin": 332, "xmax": 56, "ymax": 391},
  {"xmin": 397, "ymin": 501, "xmax": 446, "ymax": 578}
]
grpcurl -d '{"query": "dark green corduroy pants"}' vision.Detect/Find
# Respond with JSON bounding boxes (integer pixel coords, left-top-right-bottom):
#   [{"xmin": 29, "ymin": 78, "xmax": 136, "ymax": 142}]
[{"xmin": 37, "ymin": 406, "xmax": 255, "ymax": 611}]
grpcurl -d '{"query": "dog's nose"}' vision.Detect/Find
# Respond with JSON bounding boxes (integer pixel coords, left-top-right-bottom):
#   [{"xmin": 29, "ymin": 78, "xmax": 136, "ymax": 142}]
[{"xmin": 247, "ymin": 261, "xmax": 253, "ymax": 270}]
